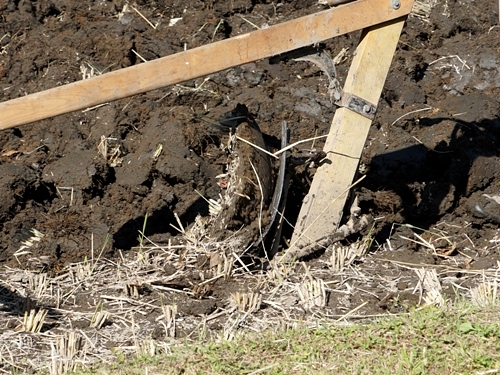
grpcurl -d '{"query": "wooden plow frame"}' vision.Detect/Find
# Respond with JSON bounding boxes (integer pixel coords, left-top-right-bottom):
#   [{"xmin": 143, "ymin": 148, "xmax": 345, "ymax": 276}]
[{"xmin": 0, "ymin": 0, "xmax": 415, "ymax": 257}]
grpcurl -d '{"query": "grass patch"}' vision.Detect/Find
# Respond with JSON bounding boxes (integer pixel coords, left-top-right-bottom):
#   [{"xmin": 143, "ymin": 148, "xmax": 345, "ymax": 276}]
[{"xmin": 74, "ymin": 302, "xmax": 500, "ymax": 375}]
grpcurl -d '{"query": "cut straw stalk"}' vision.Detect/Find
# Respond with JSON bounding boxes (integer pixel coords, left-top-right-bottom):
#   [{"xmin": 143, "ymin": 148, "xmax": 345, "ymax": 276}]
[
  {"xmin": 90, "ymin": 310, "xmax": 110, "ymax": 329},
  {"xmin": 330, "ymin": 241, "xmax": 367, "ymax": 271},
  {"xmin": 159, "ymin": 304, "xmax": 177, "ymax": 338},
  {"xmin": 297, "ymin": 278, "xmax": 327, "ymax": 309},
  {"xmin": 50, "ymin": 331, "xmax": 85, "ymax": 375},
  {"xmin": 231, "ymin": 292, "xmax": 262, "ymax": 313},
  {"xmin": 415, "ymin": 268, "xmax": 445, "ymax": 306},
  {"xmin": 22, "ymin": 309, "xmax": 48, "ymax": 333},
  {"xmin": 470, "ymin": 279, "xmax": 499, "ymax": 307}
]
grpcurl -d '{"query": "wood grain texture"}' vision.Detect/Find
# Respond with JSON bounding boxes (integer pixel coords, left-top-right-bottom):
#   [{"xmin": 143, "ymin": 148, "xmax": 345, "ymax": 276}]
[
  {"xmin": 0, "ymin": 0, "xmax": 413, "ymax": 130},
  {"xmin": 290, "ymin": 18, "xmax": 407, "ymax": 249}
]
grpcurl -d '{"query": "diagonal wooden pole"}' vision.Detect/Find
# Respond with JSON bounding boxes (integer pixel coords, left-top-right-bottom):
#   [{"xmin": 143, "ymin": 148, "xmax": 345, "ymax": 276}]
[
  {"xmin": 0, "ymin": 0, "xmax": 413, "ymax": 130},
  {"xmin": 290, "ymin": 17, "xmax": 408, "ymax": 250}
]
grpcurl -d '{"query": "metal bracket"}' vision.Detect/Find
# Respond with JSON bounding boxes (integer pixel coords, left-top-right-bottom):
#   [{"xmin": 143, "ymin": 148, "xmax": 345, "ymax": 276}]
[{"xmin": 334, "ymin": 92, "xmax": 377, "ymax": 120}]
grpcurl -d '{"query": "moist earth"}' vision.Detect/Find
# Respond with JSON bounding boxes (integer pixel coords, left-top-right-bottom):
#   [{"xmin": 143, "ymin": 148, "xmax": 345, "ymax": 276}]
[{"xmin": 0, "ymin": 0, "xmax": 500, "ymax": 371}]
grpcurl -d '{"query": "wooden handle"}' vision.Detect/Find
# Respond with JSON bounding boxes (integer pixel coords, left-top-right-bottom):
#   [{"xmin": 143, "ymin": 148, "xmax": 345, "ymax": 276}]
[{"xmin": 0, "ymin": 0, "xmax": 413, "ymax": 130}]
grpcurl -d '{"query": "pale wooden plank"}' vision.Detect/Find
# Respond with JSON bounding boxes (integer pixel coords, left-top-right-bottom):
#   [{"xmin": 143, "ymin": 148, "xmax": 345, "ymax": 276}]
[
  {"xmin": 290, "ymin": 18, "xmax": 407, "ymax": 250},
  {"xmin": 0, "ymin": 0, "xmax": 413, "ymax": 130}
]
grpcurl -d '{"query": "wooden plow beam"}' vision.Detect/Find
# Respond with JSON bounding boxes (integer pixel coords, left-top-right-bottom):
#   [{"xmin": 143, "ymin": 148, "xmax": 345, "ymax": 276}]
[{"xmin": 0, "ymin": 0, "xmax": 413, "ymax": 130}]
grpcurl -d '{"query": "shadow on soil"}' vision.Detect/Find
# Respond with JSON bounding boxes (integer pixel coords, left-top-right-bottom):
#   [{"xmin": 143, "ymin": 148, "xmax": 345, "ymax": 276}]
[
  {"xmin": 362, "ymin": 116, "xmax": 500, "ymax": 241},
  {"xmin": 113, "ymin": 196, "xmax": 209, "ymax": 250}
]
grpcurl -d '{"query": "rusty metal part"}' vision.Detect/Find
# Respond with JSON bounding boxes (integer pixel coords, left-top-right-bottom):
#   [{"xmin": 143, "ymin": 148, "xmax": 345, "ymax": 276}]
[
  {"xmin": 335, "ymin": 92, "xmax": 378, "ymax": 120},
  {"xmin": 294, "ymin": 50, "xmax": 342, "ymax": 102},
  {"xmin": 268, "ymin": 122, "xmax": 288, "ymax": 232},
  {"xmin": 262, "ymin": 121, "xmax": 290, "ymax": 258},
  {"xmin": 474, "ymin": 204, "xmax": 500, "ymax": 224}
]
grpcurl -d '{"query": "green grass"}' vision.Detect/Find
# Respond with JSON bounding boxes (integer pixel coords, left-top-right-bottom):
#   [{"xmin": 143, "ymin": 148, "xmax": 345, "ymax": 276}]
[{"xmin": 75, "ymin": 302, "xmax": 500, "ymax": 375}]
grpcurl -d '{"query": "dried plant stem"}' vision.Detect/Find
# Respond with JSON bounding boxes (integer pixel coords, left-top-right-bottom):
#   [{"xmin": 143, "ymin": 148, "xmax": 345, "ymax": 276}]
[
  {"xmin": 236, "ymin": 134, "xmax": 329, "ymax": 160},
  {"xmin": 236, "ymin": 135, "xmax": 279, "ymax": 159},
  {"xmin": 130, "ymin": 5, "xmax": 158, "ymax": 30},
  {"xmin": 22, "ymin": 309, "xmax": 48, "ymax": 333},
  {"xmin": 249, "ymin": 159, "xmax": 266, "ymax": 255},
  {"xmin": 273, "ymin": 135, "xmax": 328, "ymax": 157},
  {"xmin": 391, "ymin": 107, "xmax": 432, "ymax": 126}
]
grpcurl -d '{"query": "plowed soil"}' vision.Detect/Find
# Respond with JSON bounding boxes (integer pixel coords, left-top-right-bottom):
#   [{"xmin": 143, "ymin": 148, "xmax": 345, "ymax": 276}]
[{"xmin": 1, "ymin": 0, "xmax": 499, "ymax": 372}]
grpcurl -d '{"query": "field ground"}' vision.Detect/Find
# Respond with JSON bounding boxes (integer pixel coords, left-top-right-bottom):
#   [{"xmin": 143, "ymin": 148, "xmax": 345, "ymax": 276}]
[{"xmin": 0, "ymin": 0, "xmax": 499, "ymax": 373}]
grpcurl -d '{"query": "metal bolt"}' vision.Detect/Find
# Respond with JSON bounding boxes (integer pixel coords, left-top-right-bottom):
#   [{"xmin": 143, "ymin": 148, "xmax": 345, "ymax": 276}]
[
  {"xmin": 363, "ymin": 105, "xmax": 372, "ymax": 114},
  {"xmin": 392, "ymin": 0, "xmax": 401, "ymax": 9}
]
